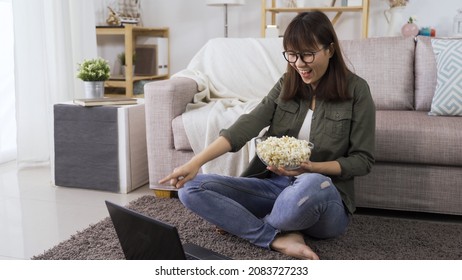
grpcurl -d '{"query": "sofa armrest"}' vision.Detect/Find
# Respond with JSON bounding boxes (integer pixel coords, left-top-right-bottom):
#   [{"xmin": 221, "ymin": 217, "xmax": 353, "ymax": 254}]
[
  {"xmin": 144, "ymin": 77, "xmax": 198, "ymax": 190},
  {"xmin": 144, "ymin": 77, "xmax": 198, "ymax": 150}
]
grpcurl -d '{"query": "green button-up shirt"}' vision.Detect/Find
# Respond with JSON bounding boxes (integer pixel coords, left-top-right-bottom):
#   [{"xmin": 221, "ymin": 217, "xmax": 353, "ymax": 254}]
[{"xmin": 220, "ymin": 73, "xmax": 376, "ymax": 213}]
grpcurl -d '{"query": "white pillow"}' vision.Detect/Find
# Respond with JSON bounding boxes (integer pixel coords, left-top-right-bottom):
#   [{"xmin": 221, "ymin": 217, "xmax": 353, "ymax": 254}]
[{"xmin": 429, "ymin": 39, "xmax": 462, "ymax": 116}]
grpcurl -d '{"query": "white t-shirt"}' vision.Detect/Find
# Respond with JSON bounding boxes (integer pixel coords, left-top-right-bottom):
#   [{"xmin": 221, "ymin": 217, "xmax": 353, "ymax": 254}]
[{"xmin": 297, "ymin": 109, "xmax": 313, "ymax": 141}]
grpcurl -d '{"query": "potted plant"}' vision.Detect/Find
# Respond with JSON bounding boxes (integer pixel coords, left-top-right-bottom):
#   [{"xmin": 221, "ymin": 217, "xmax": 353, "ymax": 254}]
[
  {"xmin": 117, "ymin": 52, "xmax": 136, "ymax": 77},
  {"xmin": 76, "ymin": 58, "xmax": 111, "ymax": 99}
]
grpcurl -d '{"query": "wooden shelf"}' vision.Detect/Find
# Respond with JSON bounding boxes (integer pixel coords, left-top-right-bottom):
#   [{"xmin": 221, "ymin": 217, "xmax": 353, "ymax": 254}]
[
  {"xmin": 96, "ymin": 25, "xmax": 170, "ymax": 97},
  {"xmin": 266, "ymin": 6, "xmax": 364, "ymax": 13},
  {"xmin": 261, "ymin": 0, "xmax": 370, "ymax": 38},
  {"xmin": 96, "ymin": 25, "xmax": 169, "ymax": 37}
]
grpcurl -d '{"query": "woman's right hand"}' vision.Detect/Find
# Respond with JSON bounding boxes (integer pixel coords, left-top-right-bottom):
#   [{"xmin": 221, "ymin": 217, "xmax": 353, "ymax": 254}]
[
  {"xmin": 158, "ymin": 161, "xmax": 200, "ymax": 189},
  {"xmin": 158, "ymin": 136, "xmax": 232, "ymax": 189}
]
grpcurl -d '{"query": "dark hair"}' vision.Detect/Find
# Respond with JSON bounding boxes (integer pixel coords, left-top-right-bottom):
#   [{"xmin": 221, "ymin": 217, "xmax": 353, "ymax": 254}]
[{"xmin": 281, "ymin": 11, "xmax": 351, "ymax": 101}]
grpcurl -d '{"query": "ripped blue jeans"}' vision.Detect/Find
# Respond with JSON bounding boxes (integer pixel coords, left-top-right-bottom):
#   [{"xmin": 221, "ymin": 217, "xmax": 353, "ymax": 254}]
[{"xmin": 178, "ymin": 173, "xmax": 350, "ymax": 249}]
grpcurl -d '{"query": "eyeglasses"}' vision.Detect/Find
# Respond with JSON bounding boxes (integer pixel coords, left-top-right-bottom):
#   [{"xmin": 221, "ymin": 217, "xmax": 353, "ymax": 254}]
[{"xmin": 282, "ymin": 48, "xmax": 325, "ymax": 64}]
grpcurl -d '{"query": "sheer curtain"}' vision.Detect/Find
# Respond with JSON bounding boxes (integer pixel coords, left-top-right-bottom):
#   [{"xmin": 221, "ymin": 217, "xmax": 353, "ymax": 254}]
[
  {"xmin": 0, "ymin": 0, "xmax": 16, "ymax": 164},
  {"xmin": 12, "ymin": 0, "xmax": 97, "ymax": 167}
]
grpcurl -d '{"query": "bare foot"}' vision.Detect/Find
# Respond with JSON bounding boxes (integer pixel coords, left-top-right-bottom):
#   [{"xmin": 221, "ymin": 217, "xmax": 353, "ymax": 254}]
[{"xmin": 270, "ymin": 232, "xmax": 320, "ymax": 260}]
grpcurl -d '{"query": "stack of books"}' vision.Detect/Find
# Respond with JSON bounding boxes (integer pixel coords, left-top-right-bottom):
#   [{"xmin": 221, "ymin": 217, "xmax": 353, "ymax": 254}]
[{"xmin": 73, "ymin": 97, "xmax": 138, "ymax": 107}]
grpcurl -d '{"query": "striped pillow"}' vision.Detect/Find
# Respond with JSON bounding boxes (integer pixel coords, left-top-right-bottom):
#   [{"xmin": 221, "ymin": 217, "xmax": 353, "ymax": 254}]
[{"xmin": 429, "ymin": 39, "xmax": 462, "ymax": 116}]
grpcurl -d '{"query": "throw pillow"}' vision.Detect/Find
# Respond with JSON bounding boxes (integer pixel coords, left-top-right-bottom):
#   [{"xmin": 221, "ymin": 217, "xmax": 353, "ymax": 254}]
[{"xmin": 429, "ymin": 39, "xmax": 462, "ymax": 116}]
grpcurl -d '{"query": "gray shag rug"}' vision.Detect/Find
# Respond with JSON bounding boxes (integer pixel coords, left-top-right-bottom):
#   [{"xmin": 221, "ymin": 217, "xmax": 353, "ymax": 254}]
[{"xmin": 32, "ymin": 195, "xmax": 462, "ymax": 260}]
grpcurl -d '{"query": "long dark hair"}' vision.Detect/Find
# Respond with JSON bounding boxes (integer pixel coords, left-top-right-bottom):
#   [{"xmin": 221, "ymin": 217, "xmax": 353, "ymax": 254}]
[{"xmin": 281, "ymin": 11, "xmax": 351, "ymax": 102}]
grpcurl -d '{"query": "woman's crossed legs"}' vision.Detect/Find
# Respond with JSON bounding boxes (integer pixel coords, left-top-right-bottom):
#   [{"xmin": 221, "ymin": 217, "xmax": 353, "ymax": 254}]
[{"xmin": 178, "ymin": 173, "xmax": 349, "ymax": 259}]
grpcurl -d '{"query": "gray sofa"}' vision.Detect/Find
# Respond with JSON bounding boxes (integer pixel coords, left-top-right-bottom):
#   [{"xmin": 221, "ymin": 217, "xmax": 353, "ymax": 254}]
[{"xmin": 144, "ymin": 36, "xmax": 462, "ymax": 215}]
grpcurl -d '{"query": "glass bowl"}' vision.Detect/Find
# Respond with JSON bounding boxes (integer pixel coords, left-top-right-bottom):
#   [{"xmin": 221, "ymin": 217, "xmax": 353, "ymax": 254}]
[{"xmin": 254, "ymin": 136, "xmax": 314, "ymax": 170}]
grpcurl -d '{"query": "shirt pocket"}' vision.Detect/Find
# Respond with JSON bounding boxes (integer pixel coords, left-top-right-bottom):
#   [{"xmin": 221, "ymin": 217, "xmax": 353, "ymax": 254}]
[
  {"xmin": 269, "ymin": 100, "xmax": 299, "ymax": 136},
  {"xmin": 324, "ymin": 109, "xmax": 352, "ymax": 139}
]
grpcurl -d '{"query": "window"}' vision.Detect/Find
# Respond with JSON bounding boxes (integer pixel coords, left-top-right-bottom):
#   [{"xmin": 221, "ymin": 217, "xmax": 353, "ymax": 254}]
[{"xmin": 0, "ymin": 0, "xmax": 17, "ymax": 164}]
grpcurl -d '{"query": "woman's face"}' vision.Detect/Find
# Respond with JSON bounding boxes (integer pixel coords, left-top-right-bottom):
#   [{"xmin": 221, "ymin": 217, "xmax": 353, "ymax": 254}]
[{"xmin": 287, "ymin": 44, "xmax": 333, "ymax": 89}]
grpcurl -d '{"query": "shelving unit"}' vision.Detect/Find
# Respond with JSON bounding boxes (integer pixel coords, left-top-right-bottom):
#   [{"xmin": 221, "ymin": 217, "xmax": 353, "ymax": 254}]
[
  {"xmin": 261, "ymin": 0, "xmax": 370, "ymax": 38},
  {"xmin": 96, "ymin": 25, "xmax": 170, "ymax": 97}
]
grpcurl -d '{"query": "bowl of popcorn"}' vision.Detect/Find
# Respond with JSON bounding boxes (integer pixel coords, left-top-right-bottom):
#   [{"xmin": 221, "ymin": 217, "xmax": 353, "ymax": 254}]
[{"xmin": 255, "ymin": 136, "xmax": 314, "ymax": 170}]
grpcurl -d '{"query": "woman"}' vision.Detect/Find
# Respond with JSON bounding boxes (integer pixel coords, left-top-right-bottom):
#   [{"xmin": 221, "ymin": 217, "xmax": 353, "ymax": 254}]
[{"xmin": 159, "ymin": 11, "xmax": 375, "ymax": 260}]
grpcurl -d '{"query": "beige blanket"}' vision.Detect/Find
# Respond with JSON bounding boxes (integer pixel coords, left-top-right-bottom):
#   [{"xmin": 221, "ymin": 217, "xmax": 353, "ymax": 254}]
[{"xmin": 175, "ymin": 38, "xmax": 285, "ymax": 176}]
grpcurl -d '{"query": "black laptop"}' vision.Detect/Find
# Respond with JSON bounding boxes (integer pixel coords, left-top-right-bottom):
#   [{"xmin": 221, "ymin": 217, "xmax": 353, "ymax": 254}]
[{"xmin": 105, "ymin": 200, "xmax": 231, "ymax": 260}]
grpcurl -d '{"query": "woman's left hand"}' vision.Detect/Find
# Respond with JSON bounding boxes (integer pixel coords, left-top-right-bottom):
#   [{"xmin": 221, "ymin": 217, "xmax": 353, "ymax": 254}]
[{"xmin": 267, "ymin": 161, "xmax": 313, "ymax": 176}]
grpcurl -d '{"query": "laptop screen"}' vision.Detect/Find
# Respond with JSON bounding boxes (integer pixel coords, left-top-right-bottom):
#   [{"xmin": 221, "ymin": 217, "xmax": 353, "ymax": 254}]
[{"xmin": 105, "ymin": 200, "xmax": 187, "ymax": 260}]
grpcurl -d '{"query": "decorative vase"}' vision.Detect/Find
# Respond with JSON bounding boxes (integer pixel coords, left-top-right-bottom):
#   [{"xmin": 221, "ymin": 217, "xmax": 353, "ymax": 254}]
[
  {"xmin": 84, "ymin": 81, "xmax": 105, "ymax": 99},
  {"xmin": 384, "ymin": 6, "xmax": 405, "ymax": 37},
  {"xmin": 401, "ymin": 22, "xmax": 419, "ymax": 37}
]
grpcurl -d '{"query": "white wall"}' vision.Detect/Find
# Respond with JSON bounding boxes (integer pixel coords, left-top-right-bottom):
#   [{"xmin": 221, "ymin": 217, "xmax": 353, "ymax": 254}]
[
  {"xmin": 139, "ymin": 0, "xmax": 261, "ymax": 75},
  {"xmin": 96, "ymin": 0, "xmax": 462, "ymax": 75}
]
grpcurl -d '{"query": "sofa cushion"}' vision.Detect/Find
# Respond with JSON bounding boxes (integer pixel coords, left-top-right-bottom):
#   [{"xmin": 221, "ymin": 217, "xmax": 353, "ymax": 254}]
[
  {"xmin": 340, "ymin": 37, "xmax": 415, "ymax": 110},
  {"xmin": 375, "ymin": 111, "xmax": 462, "ymax": 166},
  {"xmin": 415, "ymin": 36, "xmax": 438, "ymax": 111},
  {"xmin": 172, "ymin": 115, "xmax": 191, "ymax": 151},
  {"xmin": 429, "ymin": 38, "xmax": 462, "ymax": 116}
]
